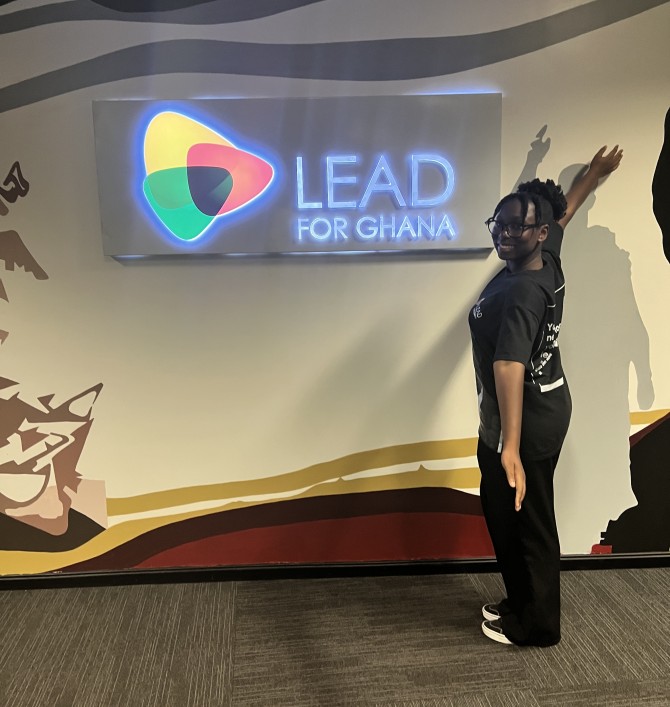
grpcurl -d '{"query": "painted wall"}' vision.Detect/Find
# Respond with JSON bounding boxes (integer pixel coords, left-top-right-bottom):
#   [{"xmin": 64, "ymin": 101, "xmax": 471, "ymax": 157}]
[{"xmin": 0, "ymin": 0, "xmax": 668, "ymax": 575}]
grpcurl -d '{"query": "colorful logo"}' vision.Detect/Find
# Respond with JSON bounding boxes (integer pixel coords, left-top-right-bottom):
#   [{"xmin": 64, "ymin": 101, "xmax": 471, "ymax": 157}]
[{"xmin": 142, "ymin": 111, "xmax": 275, "ymax": 241}]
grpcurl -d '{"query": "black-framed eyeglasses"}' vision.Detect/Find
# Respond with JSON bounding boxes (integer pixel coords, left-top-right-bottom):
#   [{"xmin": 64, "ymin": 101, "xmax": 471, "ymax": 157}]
[{"xmin": 485, "ymin": 218, "xmax": 540, "ymax": 238}]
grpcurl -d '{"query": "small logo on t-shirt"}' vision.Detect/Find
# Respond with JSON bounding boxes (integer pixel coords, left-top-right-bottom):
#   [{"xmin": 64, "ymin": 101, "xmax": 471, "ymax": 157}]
[{"xmin": 473, "ymin": 297, "xmax": 485, "ymax": 319}]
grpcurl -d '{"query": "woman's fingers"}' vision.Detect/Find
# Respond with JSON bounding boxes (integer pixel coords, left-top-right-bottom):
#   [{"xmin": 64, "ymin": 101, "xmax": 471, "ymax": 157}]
[
  {"xmin": 514, "ymin": 467, "xmax": 526, "ymax": 512},
  {"xmin": 501, "ymin": 450, "xmax": 526, "ymax": 511}
]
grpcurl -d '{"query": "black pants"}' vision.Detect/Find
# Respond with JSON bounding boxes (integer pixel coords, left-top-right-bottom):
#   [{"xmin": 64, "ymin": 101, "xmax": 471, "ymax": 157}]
[{"xmin": 478, "ymin": 439, "xmax": 562, "ymax": 646}]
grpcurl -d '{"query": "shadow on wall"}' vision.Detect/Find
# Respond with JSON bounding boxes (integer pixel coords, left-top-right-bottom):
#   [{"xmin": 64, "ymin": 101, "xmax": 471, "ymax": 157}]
[
  {"xmin": 557, "ymin": 163, "xmax": 656, "ymax": 554},
  {"xmin": 506, "ymin": 127, "xmax": 657, "ymax": 553},
  {"xmin": 599, "ymin": 107, "xmax": 670, "ymax": 553}
]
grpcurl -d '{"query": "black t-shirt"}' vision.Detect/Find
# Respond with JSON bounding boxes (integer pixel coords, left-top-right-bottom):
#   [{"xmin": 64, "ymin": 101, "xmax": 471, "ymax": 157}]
[{"xmin": 468, "ymin": 221, "xmax": 572, "ymax": 460}]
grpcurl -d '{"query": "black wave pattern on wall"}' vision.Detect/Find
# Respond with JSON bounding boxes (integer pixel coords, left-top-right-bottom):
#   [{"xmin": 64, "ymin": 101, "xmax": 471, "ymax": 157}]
[
  {"xmin": 652, "ymin": 107, "xmax": 670, "ymax": 264},
  {"xmin": 1, "ymin": 0, "xmax": 668, "ymax": 114},
  {"xmin": 0, "ymin": 0, "xmax": 324, "ymax": 33}
]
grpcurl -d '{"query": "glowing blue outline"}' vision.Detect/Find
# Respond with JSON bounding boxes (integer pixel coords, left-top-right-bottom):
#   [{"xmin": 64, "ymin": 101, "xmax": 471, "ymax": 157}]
[
  {"xmin": 359, "ymin": 154, "xmax": 406, "ymax": 209},
  {"xmin": 326, "ymin": 155, "xmax": 358, "ymax": 209},
  {"xmin": 410, "ymin": 154, "xmax": 455, "ymax": 207},
  {"xmin": 355, "ymin": 216, "xmax": 378, "ymax": 241},
  {"xmin": 134, "ymin": 103, "xmax": 280, "ymax": 249},
  {"xmin": 408, "ymin": 88, "xmax": 500, "ymax": 96},
  {"xmin": 295, "ymin": 155, "xmax": 321, "ymax": 209},
  {"xmin": 295, "ymin": 212, "xmax": 460, "ymax": 244}
]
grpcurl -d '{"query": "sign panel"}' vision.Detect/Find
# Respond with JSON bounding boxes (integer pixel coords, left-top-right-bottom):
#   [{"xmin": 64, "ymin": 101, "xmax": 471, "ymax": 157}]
[{"xmin": 93, "ymin": 95, "xmax": 501, "ymax": 257}]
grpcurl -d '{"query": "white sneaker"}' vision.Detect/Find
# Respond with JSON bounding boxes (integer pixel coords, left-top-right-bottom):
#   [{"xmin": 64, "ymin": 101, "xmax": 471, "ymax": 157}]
[{"xmin": 481, "ymin": 619, "xmax": 513, "ymax": 645}]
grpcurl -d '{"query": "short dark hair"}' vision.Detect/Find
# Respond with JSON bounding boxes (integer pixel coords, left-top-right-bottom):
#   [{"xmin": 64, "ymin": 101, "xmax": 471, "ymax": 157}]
[{"xmin": 494, "ymin": 179, "xmax": 567, "ymax": 224}]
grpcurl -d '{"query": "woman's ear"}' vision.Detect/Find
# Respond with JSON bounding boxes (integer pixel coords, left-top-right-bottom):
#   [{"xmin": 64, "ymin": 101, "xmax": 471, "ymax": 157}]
[{"xmin": 537, "ymin": 224, "xmax": 549, "ymax": 242}]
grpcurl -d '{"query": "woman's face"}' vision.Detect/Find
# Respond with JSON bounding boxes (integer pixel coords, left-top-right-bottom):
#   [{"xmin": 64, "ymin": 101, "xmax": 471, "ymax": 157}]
[{"xmin": 491, "ymin": 199, "xmax": 547, "ymax": 264}]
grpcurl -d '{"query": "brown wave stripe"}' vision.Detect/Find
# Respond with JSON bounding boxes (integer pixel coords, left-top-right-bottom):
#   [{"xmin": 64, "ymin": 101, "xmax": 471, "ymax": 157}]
[{"xmin": 64, "ymin": 487, "xmax": 486, "ymax": 571}]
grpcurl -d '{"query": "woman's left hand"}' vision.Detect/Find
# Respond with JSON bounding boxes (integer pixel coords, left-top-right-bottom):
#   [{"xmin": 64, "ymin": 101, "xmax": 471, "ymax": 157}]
[
  {"xmin": 501, "ymin": 447, "xmax": 526, "ymax": 511},
  {"xmin": 589, "ymin": 145, "xmax": 623, "ymax": 179}
]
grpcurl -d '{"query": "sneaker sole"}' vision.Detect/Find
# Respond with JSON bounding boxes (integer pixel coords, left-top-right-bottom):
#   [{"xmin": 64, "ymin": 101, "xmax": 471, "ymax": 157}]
[{"xmin": 481, "ymin": 620, "xmax": 513, "ymax": 645}]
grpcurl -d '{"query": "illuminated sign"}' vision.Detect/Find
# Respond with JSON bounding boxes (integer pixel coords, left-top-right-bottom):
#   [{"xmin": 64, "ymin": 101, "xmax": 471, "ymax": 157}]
[
  {"xmin": 295, "ymin": 153, "xmax": 456, "ymax": 244},
  {"xmin": 93, "ymin": 95, "xmax": 501, "ymax": 256}
]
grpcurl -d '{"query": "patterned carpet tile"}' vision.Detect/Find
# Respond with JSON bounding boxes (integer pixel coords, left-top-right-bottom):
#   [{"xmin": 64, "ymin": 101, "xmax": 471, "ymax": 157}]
[
  {"xmin": 520, "ymin": 569, "xmax": 670, "ymax": 689},
  {"xmin": 380, "ymin": 693, "xmax": 541, "ymax": 707},
  {"xmin": 1, "ymin": 567, "xmax": 668, "ymax": 706},
  {"xmin": 0, "ymin": 583, "xmax": 236, "ymax": 707},
  {"xmin": 232, "ymin": 575, "xmax": 527, "ymax": 705},
  {"xmin": 535, "ymin": 678, "xmax": 670, "ymax": 706}
]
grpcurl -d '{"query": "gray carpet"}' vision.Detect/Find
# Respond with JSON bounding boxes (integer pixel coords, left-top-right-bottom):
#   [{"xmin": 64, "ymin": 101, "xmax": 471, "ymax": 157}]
[{"xmin": 0, "ymin": 568, "xmax": 668, "ymax": 706}]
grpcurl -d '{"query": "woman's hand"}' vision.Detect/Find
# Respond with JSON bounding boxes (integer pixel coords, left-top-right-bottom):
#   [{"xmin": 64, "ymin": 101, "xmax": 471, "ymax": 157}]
[
  {"xmin": 589, "ymin": 145, "xmax": 623, "ymax": 179},
  {"xmin": 493, "ymin": 359, "xmax": 526, "ymax": 510},
  {"xmin": 501, "ymin": 446, "xmax": 526, "ymax": 511}
]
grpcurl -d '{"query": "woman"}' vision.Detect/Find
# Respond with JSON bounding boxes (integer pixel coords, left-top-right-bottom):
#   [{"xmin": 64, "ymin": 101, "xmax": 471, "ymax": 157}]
[{"xmin": 469, "ymin": 146, "xmax": 623, "ymax": 646}]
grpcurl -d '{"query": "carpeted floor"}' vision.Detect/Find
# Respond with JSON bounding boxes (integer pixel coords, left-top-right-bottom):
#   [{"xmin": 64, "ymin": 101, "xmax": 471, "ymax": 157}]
[{"xmin": 1, "ymin": 568, "xmax": 668, "ymax": 706}]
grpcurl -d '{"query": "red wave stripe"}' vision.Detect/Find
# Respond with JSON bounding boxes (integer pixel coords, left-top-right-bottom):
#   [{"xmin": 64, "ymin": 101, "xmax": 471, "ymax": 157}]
[
  {"xmin": 63, "ymin": 488, "xmax": 488, "ymax": 572},
  {"xmin": 135, "ymin": 512, "xmax": 494, "ymax": 568}
]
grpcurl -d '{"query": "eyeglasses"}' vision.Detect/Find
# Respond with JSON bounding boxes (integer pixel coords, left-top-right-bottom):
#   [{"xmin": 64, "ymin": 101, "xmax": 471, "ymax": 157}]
[{"xmin": 485, "ymin": 218, "xmax": 540, "ymax": 238}]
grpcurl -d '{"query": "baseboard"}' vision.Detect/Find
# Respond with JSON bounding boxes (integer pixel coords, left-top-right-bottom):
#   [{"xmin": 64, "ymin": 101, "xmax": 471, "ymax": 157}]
[{"xmin": 0, "ymin": 552, "xmax": 668, "ymax": 590}]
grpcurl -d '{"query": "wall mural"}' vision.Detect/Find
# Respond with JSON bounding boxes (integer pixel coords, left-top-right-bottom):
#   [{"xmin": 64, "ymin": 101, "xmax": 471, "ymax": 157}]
[
  {"xmin": 0, "ymin": 160, "xmax": 105, "ymax": 553},
  {"xmin": 0, "ymin": 0, "xmax": 668, "ymax": 576},
  {"xmin": 64, "ymin": 441, "xmax": 493, "ymax": 572},
  {"xmin": 0, "ymin": 0, "xmax": 668, "ymax": 112}
]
